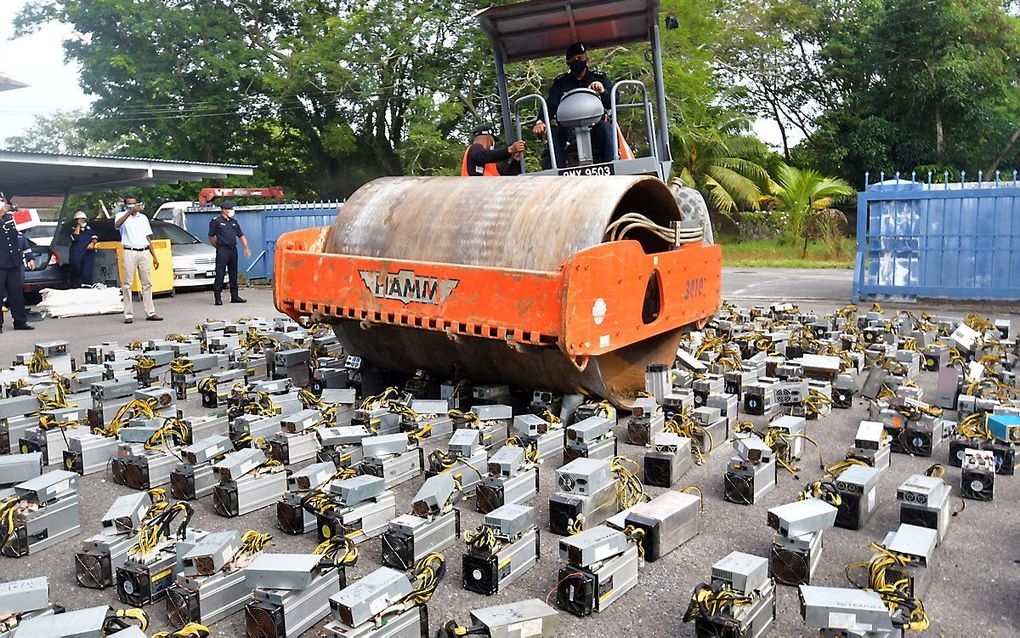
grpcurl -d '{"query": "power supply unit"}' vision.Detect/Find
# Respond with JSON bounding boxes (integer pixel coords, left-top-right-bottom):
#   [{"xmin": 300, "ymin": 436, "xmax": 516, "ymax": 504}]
[
  {"xmin": 352, "ymin": 408, "xmax": 402, "ymax": 436},
  {"xmin": 317, "ymin": 483, "xmax": 397, "ymax": 544},
  {"xmin": 476, "ymin": 447, "xmax": 539, "ymax": 514},
  {"xmin": 91, "ymin": 378, "xmax": 137, "ymax": 402},
  {"xmin": 361, "ymin": 447, "xmax": 424, "ymax": 490},
  {"xmin": 381, "ymin": 510, "xmax": 460, "ymax": 570},
  {"xmin": 180, "ymin": 530, "xmax": 240, "ymax": 577},
  {"xmin": 75, "ymin": 532, "xmax": 136, "ymax": 590},
  {"xmin": 244, "ymin": 566, "xmax": 342, "ymax": 638},
  {"xmin": 511, "ymin": 414, "xmax": 565, "ymax": 463},
  {"xmin": 102, "ymin": 492, "xmax": 150, "ymax": 535},
  {"xmin": 213, "ymin": 468, "xmax": 287, "ymax": 517},
  {"xmin": 330, "ymin": 566, "xmax": 412, "ymax": 628},
  {"xmin": 281, "ymin": 408, "xmax": 322, "ymax": 434},
  {"xmin": 615, "ymin": 490, "xmax": 700, "ymax": 562},
  {"xmin": 62, "ymin": 432, "xmax": 118, "ymax": 476},
  {"xmin": 426, "ymin": 430, "xmax": 487, "ymax": 493},
  {"xmin": 117, "ymin": 548, "xmax": 177, "ymax": 606},
  {"xmin": 321, "ymin": 605, "xmax": 428, "ymax": 638},
  {"xmin": 268, "ymin": 431, "xmax": 320, "ymax": 465},
  {"xmin": 724, "ymin": 457, "xmax": 777, "ymax": 506},
  {"xmin": 768, "ymin": 415, "xmax": 806, "ymax": 460},
  {"xmin": 0, "ymin": 452, "xmax": 42, "ymax": 485},
  {"xmin": 556, "ymin": 533, "xmax": 639, "ymax": 616},
  {"xmin": 566, "ymin": 415, "xmax": 614, "ymax": 445},
  {"xmin": 897, "ymin": 474, "xmax": 951, "ymax": 542},
  {"xmin": 181, "ymin": 434, "xmax": 233, "ymax": 466},
  {"xmin": 961, "ymin": 448, "xmax": 995, "ymax": 501},
  {"xmin": 708, "ymin": 550, "xmax": 773, "ymax": 598},
  {"xmin": 769, "ymin": 530, "xmax": 823, "ymax": 586},
  {"xmin": 166, "ymin": 566, "xmax": 249, "ymax": 628},
  {"xmin": 643, "ymin": 432, "xmax": 692, "ymax": 487},
  {"xmin": 0, "ymin": 576, "xmax": 49, "ymax": 617},
  {"xmin": 452, "ymin": 599, "xmax": 559, "ymax": 638},
  {"xmin": 880, "ymin": 524, "xmax": 937, "ymax": 598},
  {"xmin": 10, "ymin": 604, "xmax": 113, "ymax": 637},
  {"xmin": 246, "ymin": 553, "xmax": 324, "ymax": 590},
  {"xmin": 214, "ymin": 447, "xmax": 268, "ymax": 481},
  {"xmin": 549, "ymin": 458, "xmax": 618, "ymax": 535},
  {"xmin": 181, "ymin": 414, "xmax": 231, "ymax": 445},
  {"xmin": 457, "ymin": 403, "xmax": 512, "ymax": 449},
  {"xmin": 766, "ymin": 499, "xmax": 837, "ymax": 538},
  {"xmin": 834, "ymin": 465, "xmax": 880, "ymax": 530},
  {"xmin": 988, "ymin": 413, "xmax": 1020, "ymax": 444},
  {"xmin": 626, "ymin": 397, "xmax": 664, "ymax": 446},
  {"xmin": 110, "ymin": 450, "xmax": 177, "ymax": 490},
  {"xmin": 230, "ymin": 414, "xmax": 286, "ymax": 448},
  {"xmin": 318, "ymin": 424, "xmax": 373, "ymax": 448},
  {"xmin": 562, "ymin": 433, "xmax": 617, "ymax": 464},
  {"xmin": 799, "ymin": 585, "xmax": 896, "ymax": 636},
  {"xmin": 462, "ymin": 504, "xmax": 539, "ymax": 595}
]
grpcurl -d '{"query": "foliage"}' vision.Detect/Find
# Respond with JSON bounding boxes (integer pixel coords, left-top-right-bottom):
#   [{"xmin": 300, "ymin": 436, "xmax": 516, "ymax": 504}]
[
  {"xmin": 674, "ymin": 123, "xmax": 778, "ymax": 214},
  {"xmin": 767, "ymin": 164, "xmax": 854, "ymax": 257}
]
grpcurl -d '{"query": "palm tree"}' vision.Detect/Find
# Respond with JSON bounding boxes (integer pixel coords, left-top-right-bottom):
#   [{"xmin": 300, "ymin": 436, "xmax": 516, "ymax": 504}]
[
  {"xmin": 672, "ymin": 128, "xmax": 774, "ymax": 214},
  {"xmin": 770, "ymin": 164, "xmax": 855, "ymax": 257}
]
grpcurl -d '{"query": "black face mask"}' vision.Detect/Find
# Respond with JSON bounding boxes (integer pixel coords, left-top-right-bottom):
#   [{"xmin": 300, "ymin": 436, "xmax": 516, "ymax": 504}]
[{"xmin": 568, "ymin": 59, "xmax": 587, "ymax": 76}]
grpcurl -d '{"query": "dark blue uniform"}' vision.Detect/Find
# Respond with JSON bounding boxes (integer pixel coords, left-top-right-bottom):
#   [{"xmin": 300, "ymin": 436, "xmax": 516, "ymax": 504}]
[
  {"xmin": 545, "ymin": 69, "xmax": 615, "ymax": 168},
  {"xmin": 208, "ymin": 215, "xmax": 244, "ymax": 302},
  {"xmin": 0, "ymin": 214, "xmax": 33, "ymax": 328},
  {"xmin": 69, "ymin": 220, "xmax": 98, "ymax": 286}
]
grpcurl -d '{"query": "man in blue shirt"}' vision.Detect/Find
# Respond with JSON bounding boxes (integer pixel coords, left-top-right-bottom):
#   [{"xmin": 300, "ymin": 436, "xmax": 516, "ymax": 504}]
[
  {"xmin": 69, "ymin": 211, "xmax": 98, "ymax": 287},
  {"xmin": 207, "ymin": 200, "xmax": 251, "ymax": 305},
  {"xmin": 0, "ymin": 195, "xmax": 36, "ymax": 332}
]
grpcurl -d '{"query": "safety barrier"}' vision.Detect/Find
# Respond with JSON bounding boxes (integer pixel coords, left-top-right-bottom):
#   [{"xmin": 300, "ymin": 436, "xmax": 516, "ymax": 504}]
[{"xmin": 853, "ymin": 172, "xmax": 1020, "ymax": 301}]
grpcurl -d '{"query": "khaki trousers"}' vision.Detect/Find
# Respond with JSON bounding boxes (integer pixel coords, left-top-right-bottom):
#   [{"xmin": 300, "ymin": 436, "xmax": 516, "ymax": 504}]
[{"xmin": 121, "ymin": 249, "xmax": 155, "ymax": 319}]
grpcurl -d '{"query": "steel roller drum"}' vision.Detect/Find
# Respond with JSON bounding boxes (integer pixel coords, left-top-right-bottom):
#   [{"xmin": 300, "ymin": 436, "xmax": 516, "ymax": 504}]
[{"xmin": 323, "ymin": 175, "xmax": 688, "ymax": 405}]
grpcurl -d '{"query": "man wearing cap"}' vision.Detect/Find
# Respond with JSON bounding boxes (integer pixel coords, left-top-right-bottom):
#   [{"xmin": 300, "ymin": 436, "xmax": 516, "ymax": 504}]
[
  {"xmin": 461, "ymin": 124, "xmax": 526, "ymax": 176},
  {"xmin": 69, "ymin": 211, "xmax": 98, "ymax": 287},
  {"xmin": 208, "ymin": 200, "xmax": 251, "ymax": 306},
  {"xmin": 0, "ymin": 195, "xmax": 35, "ymax": 332},
  {"xmin": 533, "ymin": 42, "xmax": 615, "ymax": 168},
  {"xmin": 115, "ymin": 195, "xmax": 162, "ymax": 323}
]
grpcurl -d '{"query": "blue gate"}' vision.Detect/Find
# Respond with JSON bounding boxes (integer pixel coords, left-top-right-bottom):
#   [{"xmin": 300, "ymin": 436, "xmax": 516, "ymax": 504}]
[
  {"xmin": 853, "ymin": 173, "xmax": 1020, "ymax": 301},
  {"xmin": 184, "ymin": 202, "xmax": 340, "ymax": 280}
]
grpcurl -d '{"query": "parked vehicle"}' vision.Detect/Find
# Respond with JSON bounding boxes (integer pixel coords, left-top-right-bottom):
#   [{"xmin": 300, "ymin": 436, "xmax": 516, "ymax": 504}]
[
  {"xmin": 22, "ymin": 222, "xmax": 58, "ymax": 247},
  {"xmin": 51, "ymin": 217, "xmax": 218, "ymax": 290},
  {"xmin": 22, "ymin": 238, "xmax": 65, "ymax": 303}
]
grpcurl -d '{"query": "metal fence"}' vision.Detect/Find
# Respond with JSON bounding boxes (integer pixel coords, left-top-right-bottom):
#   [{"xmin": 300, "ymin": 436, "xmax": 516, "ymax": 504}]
[
  {"xmin": 853, "ymin": 171, "xmax": 1020, "ymax": 302},
  {"xmin": 184, "ymin": 202, "xmax": 340, "ymax": 280}
]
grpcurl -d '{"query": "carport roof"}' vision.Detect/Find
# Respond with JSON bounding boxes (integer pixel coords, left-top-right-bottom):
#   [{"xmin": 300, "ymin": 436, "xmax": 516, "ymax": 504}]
[{"xmin": 0, "ymin": 149, "xmax": 255, "ymax": 196}]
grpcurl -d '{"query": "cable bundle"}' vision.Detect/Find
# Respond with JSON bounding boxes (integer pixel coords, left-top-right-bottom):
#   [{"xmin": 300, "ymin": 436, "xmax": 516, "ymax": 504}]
[
  {"xmin": 129, "ymin": 501, "xmax": 193, "ymax": 558},
  {"xmin": 845, "ymin": 542, "xmax": 930, "ymax": 631},
  {"xmin": 153, "ymin": 623, "xmax": 209, "ymax": 638},
  {"xmin": 97, "ymin": 397, "xmax": 158, "ymax": 437},
  {"xmin": 224, "ymin": 530, "xmax": 273, "ymax": 571},
  {"xmin": 104, "ymin": 607, "xmax": 149, "ymax": 633},
  {"xmin": 611, "ymin": 456, "xmax": 648, "ymax": 509},
  {"xmin": 603, "ymin": 212, "xmax": 703, "ymax": 244},
  {"xmin": 665, "ymin": 410, "xmax": 713, "ymax": 464},
  {"xmin": 314, "ymin": 534, "xmax": 358, "ymax": 567},
  {"xmin": 504, "ymin": 436, "xmax": 539, "ymax": 465},
  {"xmin": 464, "ymin": 525, "xmax": 501, "ymax": 554},
  {"xmin": 144, "ymin": 417, "xmax": 191, "ymax": 451},
  {"xmin": 682, "ymin": 582, "xmax": 757, "ymax": 632}
]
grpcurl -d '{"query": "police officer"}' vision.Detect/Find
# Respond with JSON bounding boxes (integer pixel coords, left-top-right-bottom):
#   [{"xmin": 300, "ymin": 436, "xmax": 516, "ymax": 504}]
[
  {"xmin": 461, "ymin": 123, "xmax": 525, "ymax": 176},
  {"xmin": 0, "ymin": 195, "xmax": 35, "ymax": 332},
  {"xmin": 533, "ymin": 42, "xmax": 615, "ymax": 168},
  {"xmin": 69, "ymin": 211, "xmax": 98, "ymax": 287},
  {"xmin": 208, "ymin": 200, "xmax": 251, "ymax": 305}
]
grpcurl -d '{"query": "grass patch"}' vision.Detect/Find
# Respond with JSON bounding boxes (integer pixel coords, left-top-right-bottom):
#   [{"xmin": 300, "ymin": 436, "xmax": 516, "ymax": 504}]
[{"xmin": 718, "ymin": 236, "xmax": 855, "ymax": 269}]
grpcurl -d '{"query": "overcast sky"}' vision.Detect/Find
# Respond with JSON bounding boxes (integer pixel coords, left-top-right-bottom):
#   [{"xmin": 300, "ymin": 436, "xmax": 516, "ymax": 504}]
[
  {"xmin": 0, "ymin": 0, "xmax": 791, "ymax": 152},
  {"xmin": 0, "ymin": 0, "xmax": 94, "ymax": 145}
]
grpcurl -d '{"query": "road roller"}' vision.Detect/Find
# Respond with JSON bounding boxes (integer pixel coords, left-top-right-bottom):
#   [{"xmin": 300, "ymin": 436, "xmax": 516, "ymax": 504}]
[{"xmin": 274, "ymin": 0, "xmax": 722, "ymax": 406}]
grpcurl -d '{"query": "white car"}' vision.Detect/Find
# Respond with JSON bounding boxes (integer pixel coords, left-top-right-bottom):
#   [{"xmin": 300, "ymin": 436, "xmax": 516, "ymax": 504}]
[
  {"xmin": 22, "ymin": 222, "xmax": 58, "ymax": 247},
  {"xmin": 150, "ymin": 222, "xmax": 219, "ymax": 289}
]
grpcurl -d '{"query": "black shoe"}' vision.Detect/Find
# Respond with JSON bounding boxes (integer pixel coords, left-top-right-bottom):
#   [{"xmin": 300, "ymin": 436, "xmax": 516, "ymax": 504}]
[
  {"xmin": 230, "ymin": 297, "xmax": 247, "ymax": 304},
  {"xmin": 214, "ymin": 299, "xmax": 223, "ymax": 306},
  {"xmin": 12, "ymin": 322, "xmax": 34, "ymax": 331}
]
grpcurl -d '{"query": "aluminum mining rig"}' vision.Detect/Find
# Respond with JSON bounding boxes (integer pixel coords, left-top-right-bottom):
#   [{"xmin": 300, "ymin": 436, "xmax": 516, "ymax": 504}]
[
  {"xmin": 897, "ymin": 472, "xmax": 952, "ymax": 543},
  {"xmin": 277, "ymin": 461, "xmax": 340, "ymax": 535},
  {"xmin": 626, "ymin": 396, "xmax": 665, "ymax": 446},
  {"xmin": 462, "ymin": 503, "xmax": 539, "ymax": 595},
  {"xmin": 510, "ymin": 413, "xmax": 565, "ymax": 463},
  {"xmin": 606, "ymin": 489, "xmax": 701, "ymax": 562},
  {"xmin": 549, "ymin": 457, "xmax": 619, "ymax": 535},
  {"xmin": 555, "ymin": 525, "xmax": 640, "ymax": 616},
  {"xmin": 766, "ymin": 498, "xmax": 837, "ymax": 586},
  {"xmin": 321, "ymin": 564, "xmax": 434, "ymax": 638},
  {"xmin": 212, "ymin": 448, "xmax": 288, "ymax": 518},
  {"xmin": 75, "ymin": 492, "xmax": 153, "ymax": 589},
  {"xmin": 170, "ymin": 434, "xmax": 235, "ymax": 501},
  {"xmin": 244, "ymin": 554, "xmax": 343, "ymax": 638},
  {"xmin": 563, "ymin": 415, "xmax": 617, "ymax": 464},
  {"xmin": 359, "ymin": 433, "xmax": 424, "ymax": 489},
  {"xmin": 451, "ymin": 404, "xmax": 512, "ymax": 450},
  {"xmin": 475, "ymin": 444, "xmax": 539, "ymax": 514},
  {"xmin": 683, "ymin": 551, "xmax": 776, "ymax": 638},
  {"xmin": 381, "ymin": 473, "xmax": 460, "ymax": 570},
  {"xmin": 315, "ymin": 475, "xmax": 397, "ymax": 544},
  {"xmin": 724, "ymin": 434, "xmax": 777, "ymax": 506},
  {"xmin": 425, "ymin": 428, "xmax": 488, "ymax": 493},
  {"xmin": 644, "ymin": 431, "xmax": 693, "ymax": 487},
  {"xmin": 0, "ymin": 470, "xmax": 81, "ymax": 557}
]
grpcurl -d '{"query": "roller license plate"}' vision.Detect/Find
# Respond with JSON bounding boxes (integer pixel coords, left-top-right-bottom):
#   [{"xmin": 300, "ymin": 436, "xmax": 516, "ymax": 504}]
[{"xmin": 558, "ymin": 162, "xmax": 615, "ymax": 176}]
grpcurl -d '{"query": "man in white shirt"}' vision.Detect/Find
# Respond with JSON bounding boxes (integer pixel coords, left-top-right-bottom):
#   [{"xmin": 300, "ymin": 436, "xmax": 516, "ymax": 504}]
[{"xmin": 114, "ymin": 196, "xmax": 163, "ymax": 324}]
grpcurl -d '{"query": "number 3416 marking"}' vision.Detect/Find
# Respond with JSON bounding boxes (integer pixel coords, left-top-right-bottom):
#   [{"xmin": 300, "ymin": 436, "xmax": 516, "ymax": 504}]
[{"xmin": 684, "ymin": 277, "xmax": 706, "ymax": 300}]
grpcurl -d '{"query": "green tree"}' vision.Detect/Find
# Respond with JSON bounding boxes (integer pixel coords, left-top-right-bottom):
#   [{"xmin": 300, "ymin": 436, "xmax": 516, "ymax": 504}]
[
  {"xmin": 4, "ymin": 110, "xmax": 128, "ymax": 155},
  {"xmin": 769, "ymin": 164, "xmax": 853, "ymax": 256},
  {"xmin": 673, "ymin": 124, "xmax": 776, "ymax": 214}
]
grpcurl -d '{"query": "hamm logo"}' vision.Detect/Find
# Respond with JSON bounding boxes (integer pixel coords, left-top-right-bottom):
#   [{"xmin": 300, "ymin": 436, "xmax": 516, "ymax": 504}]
[{"xmin": 359, "ymin": 269, "xmax": 459, "ymax": 306}]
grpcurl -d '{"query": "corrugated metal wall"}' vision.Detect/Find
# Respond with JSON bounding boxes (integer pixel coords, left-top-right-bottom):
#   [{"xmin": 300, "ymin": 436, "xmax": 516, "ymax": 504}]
[
  {"xmin": 853, "ymin": 175, "xmax": 1020, "ymax": 301},
  {"xmin": 184, "ymin": 202, "xmax": 340, "ymax": 280}
]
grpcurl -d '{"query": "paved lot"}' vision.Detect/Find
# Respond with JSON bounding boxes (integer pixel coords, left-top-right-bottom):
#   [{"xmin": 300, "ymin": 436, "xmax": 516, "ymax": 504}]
[{"xmin": 0, "ymin": 274, "xmax": 1017, "ymax": 637}]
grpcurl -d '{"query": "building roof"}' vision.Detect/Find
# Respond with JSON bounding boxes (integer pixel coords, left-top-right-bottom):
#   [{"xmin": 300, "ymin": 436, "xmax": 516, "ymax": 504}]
[
  {"xmin": 0, "ymin": 149, "xmax": 255, "ymax": 196},
  {"xmin": 0, "ymin": 74, "xmax": 27, "ymax": 91}
]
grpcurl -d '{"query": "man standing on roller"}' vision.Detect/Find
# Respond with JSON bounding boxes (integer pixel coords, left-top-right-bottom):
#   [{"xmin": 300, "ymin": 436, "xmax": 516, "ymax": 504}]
[
  {"xmin": 461, "ymin": 123, "xmax": 525, "ymax": 176},
  {"xmin": 534, "ymin": 42, "xmax": 615, "ymax": 167},
  {"xmin": 208, "ymin": 200, "xmax": 251, "ymax": 305}
]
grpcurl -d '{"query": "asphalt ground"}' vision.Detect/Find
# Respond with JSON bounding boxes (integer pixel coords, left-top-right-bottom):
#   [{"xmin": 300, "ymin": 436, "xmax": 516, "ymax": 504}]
[{"xmin": 1, "ymin": 270, "xmax": 1018, "ymax": 637}]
